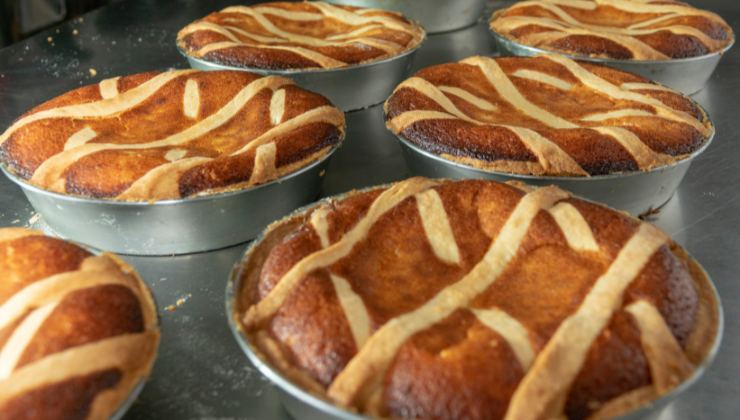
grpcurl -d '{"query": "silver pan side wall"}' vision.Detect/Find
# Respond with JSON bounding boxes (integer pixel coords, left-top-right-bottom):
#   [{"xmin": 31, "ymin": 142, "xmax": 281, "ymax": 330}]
[
  {"xmin": 324, "ymin": 0, "xmax": 487, "ymax": 34},
  {"xmin": 2, "ymin": 152, "xmax": 334, "ymax": 256},
  {"xmin": 398, "ymin": 137, "xmax": 701, "ymax": 216},
  {"xmin": 490, "ymin": 29, "xmax": 733, "ymax": 95},
  {"xmin": 183, "ymin": 47, "xmax": 420, "ymax": 112},
  {"xmin": 225, "ymin": 186, "xmax": 724, "ymax": 420},
  {"xmin": 110, "ymin": 380, "xmax": 148, "ymax": 420}
]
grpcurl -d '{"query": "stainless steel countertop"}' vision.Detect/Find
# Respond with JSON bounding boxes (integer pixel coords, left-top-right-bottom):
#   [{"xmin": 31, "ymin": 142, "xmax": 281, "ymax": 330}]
[{"xmin": 0, "ymin": 1, "xmax": 738, "ymax": 418}]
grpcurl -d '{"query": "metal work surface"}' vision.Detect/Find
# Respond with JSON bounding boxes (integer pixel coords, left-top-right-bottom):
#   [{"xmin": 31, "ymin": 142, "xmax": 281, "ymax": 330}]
[{"xmin": 0, "ymin": 0, "xmax": 737, "ymax": 419}]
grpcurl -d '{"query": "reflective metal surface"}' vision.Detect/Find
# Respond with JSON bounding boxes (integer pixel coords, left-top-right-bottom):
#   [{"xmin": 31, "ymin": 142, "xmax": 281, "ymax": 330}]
[
  {"xmin": 0, "ymin": 0, "xmax": 738, "ymax": 419},
  {"xmin": 181, "ymin": 44, "xmax": 421, "ymax": 112},
  {"xmin": 325, "ymin": 0, "xmax": 488, "ymax": 34}
]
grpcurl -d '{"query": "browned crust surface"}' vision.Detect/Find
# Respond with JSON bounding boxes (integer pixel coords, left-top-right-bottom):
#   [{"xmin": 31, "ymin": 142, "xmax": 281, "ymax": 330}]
[
  {"xmin": 384, "ymin": 55, "xmax": 713, "ymax": 177},
  {"xmin": 490, "ymin": 0, "xmax": 733, "ymax": 60},
  {"xmin": 177, "ymin": 1, "xmax": 425, "ymax": 70},
  {"xmin": 0, "ymin": 70, "xmax": 345, "ymax": 201},
  {"xmin": 0, "ymin": 229, "xmax": 159, "ymax": 420},
  {"xmin": 234, "ymin": 178, "xmax": 719, "ymax": 419}
]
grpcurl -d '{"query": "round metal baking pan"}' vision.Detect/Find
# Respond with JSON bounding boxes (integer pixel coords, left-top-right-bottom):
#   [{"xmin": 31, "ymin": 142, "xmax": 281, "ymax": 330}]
[
  {"xmin": 179, "ymin": 43, "xmax": 422, "ymax": 112},
  {"xmin": 0, "ymin": 147, "xmax": 337, "ymax": 256},
  {"xmin": 225, "ymin": 185, "xmax": 724, "ymax": 420},
  {"xmin": 324, "ymin": 0, "xmax": 487, "ymax": 34},
  {"xmin": 397, "ymin": 133, "xmax": 714, "ymax": 216},
  {"xmin": 489, "ymin": 26, "xmax": 735, "ymax": 95}
]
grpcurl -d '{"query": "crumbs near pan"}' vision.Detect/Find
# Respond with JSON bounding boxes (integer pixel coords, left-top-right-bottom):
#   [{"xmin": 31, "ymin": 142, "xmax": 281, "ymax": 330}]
[{"xmin": 165, "ymin": 293, "xmax": 192, "ymax": 312}]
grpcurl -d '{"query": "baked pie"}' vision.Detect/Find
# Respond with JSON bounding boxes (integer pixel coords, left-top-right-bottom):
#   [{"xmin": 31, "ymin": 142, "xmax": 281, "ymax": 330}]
[
  {"xmin": 0, "ymin": 69, "xmax": 345, "ymax": 201},
  {"xmin": 0, "ymin": 228, "xmax": 159, "ymax": 419},
  {"xmin": 385, "ymin": 55, "xmax": 713, "ymax": 176},
  {"xmin": 490, "ymin": 0, "xmax": 734, "ymax": 60},
  {"xmin": 233, "ymin": 177, "xmax": 719, "ymax": 419},
  {"xmin": 177, "ymin": 1, "xmax": 425, "ymax": 71}
]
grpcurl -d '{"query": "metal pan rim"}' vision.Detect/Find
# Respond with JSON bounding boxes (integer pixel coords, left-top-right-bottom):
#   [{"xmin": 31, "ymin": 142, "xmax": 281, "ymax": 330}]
[
  {"xmin": 395, "ymin": 128, "xmax": 714, "ymax": 182},
  {"xmin": 488, "ymin": 25, "xmax": 736, "ymax": 65},
  {"xmin": 0, "ymin": 143, "xmax": 340, "ymax": 207},
  {"xmin": 176, "ymin": 37, "xmax": 426, "ymax": 76},
  {"xmin": 225, "ymin": 182, "xmax": 724, "ymax": 420},
  {"xmin": 110, "ymin": 378, "xmax": 149, "ymax": 420}
]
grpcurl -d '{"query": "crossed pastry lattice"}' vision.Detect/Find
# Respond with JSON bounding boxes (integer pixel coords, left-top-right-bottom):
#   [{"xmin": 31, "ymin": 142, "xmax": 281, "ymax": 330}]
[
  {"xmin": 0, "ymin": 71, "xmax": 344, "ymax": 200},
  {"xmin": 387, "ymin": 54, "xmax": 712, "ymax": 176},
  {"xmin": 179, "ymin": 1, "xmax": 423, "ymax": 69},
  {"xmin": 244, "ymin": 178, "xmax": 714, "ymax": 418},
  {"xmin": 491, "ymin": 0, "xmax": 731, "ymax": 60}
]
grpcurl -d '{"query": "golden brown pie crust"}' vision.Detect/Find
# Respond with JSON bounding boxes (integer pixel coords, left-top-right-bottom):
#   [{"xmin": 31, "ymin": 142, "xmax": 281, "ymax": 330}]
[
  {"xmin": 490, "ymin": 0, "xmax": 733, "ymax": 60},
  {"xmin": 234, "ymin": 177, "xmax": 719, "ymax": 419},
  {"xmin": 385, "ymin": 55, "xmax": 713, "ymax": 177},
  {"xmin": 177, "ymin": 1, "xmax": 425, "ymax": 70},
  {"xmin": 0, "ymin": 70, "xmax": 345, "ymax": 201},
  {"xmin": 0, "ymin": 228, "xmax": 159, "ymax": 420}
]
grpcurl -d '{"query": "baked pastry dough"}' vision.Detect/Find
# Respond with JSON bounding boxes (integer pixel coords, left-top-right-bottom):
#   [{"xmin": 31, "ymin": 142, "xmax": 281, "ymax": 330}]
[
  {"xmin": 0, "ymin": 228, "xmax": 158, "ymax": 419},
  {"xmin": 490, "ymin": 0, "xmax": 733, "ymax": 60},
  {"xmin": 0, "ymin": 70, "xmax": 345, "ymax": 200},
  {"xmin": 177, "ymin": 1, "xmax": 424, "ymax": 70},
  {"xmin": 385, "ymin": 55, "xmax": 713, "ymax": 176},
  {"xmin": 235, "ymin": 177, "xmax": 719, "ymax": 419}
]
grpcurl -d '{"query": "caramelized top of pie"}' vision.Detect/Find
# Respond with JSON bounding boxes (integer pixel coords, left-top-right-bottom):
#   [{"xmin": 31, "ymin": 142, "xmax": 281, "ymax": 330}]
[
  {"xmin": 0, "ymin": 228, "xmax": 158, "ymax": 420},
  {"xmin": 385, "ymin": 55, "xmax": 713, "ymax": 176},
  {"xmin": 0, "ymin": 70, "xmax": 345, "ymax": 201},
  {"xmin": 177, "ymin": 1, "xmax": 425, "ymax": 70},
  {"xmin": 490, "ymin": 0, "xmax": 733, "ymax": 60},
  {"xmin": 235, "ymin": 178, "xmax": 718, "ymax": 419}
]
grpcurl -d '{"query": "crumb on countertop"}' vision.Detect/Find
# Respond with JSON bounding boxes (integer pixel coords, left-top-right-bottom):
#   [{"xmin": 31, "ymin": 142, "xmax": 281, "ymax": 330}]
[
  {"xmin": 27, "ymin": 213, "xmax": 41, "ymax": 226},
  {"xmin": 165, "ymin": 293, "xmax": 192, "ymax": 312},
  {"xmin": 72, "ymin": 29, "xmax": 79, "ymax": 35},
  {"xmin": 88, "ymin": 68, "xmax": 97, "ymax": 76}
]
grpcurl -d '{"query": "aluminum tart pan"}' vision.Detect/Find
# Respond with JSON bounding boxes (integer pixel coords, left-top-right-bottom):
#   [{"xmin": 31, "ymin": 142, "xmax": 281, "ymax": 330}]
[
  {"xmin": 179, "ymin": 44, "xmax": 422, "ymax": 112},
  {"xmin": 489, "ymin": 26, "xmax": 735, "ymax": 95},
  {"xmin": 397, "ymin": 130, "xmax": 714, "ymax": 217},
  {"xmin": 0, "ymin": 146, "xmax": 338, "ymax": 256},
  {"xmin": 324, "ymin": 0, "xmax": 487, "ymax": 34},
  {"xmin": 225, "ymin": 185, "xmax": 724, "ymax": 420}
]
